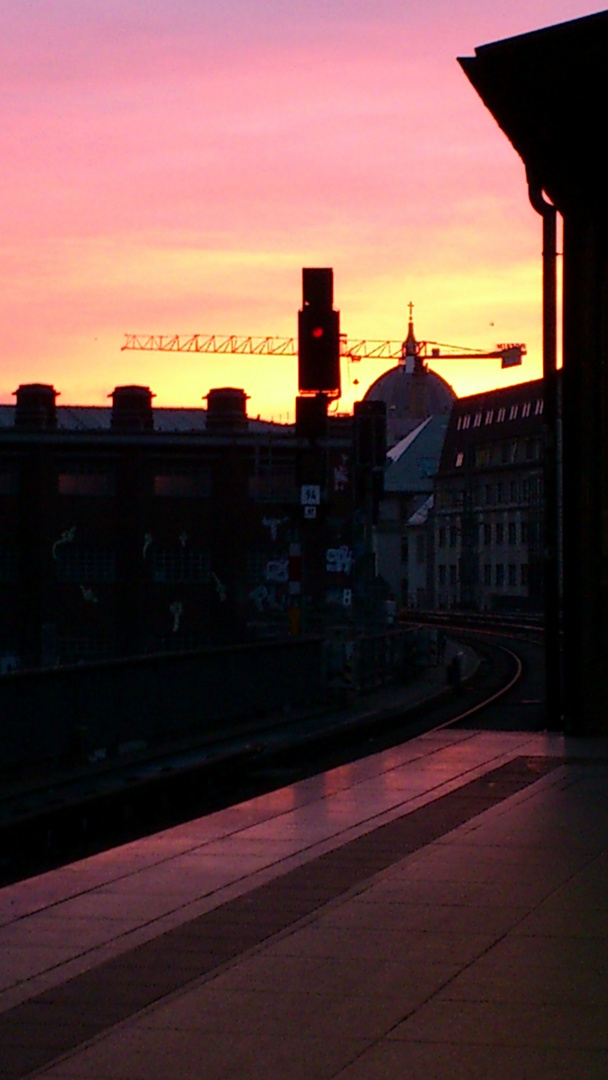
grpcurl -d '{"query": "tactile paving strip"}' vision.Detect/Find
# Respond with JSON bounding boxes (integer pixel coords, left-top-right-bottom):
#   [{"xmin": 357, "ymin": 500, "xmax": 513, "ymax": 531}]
[{"xmin": 0, "ymin": 755, "xmax": 562, "ymax": 1079}]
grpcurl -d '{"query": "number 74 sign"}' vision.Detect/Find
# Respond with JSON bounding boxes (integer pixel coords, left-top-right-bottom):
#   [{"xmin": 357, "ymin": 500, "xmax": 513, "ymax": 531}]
[{"xmin": 300, "ymin": 484, "xmax": 321, "ymax": 506}]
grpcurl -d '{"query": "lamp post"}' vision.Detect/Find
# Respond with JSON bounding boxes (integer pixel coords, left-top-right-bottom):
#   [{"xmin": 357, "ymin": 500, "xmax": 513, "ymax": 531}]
[{"xmin": 526, "ymin": 174, "xmax": 561, "ymax": 729}]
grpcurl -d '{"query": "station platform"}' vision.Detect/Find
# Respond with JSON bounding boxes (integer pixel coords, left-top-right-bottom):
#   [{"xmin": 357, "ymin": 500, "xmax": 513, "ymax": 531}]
[{"xmin": 1, "ymin": 725, "xmax": 608, "ymax": 1079}]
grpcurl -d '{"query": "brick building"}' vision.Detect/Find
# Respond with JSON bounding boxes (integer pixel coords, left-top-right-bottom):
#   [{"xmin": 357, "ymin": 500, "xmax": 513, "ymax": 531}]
[
  {"xmin": 0, "ymin": 383, "xmax": 377, "ymax": 670},
  {"xmin": 432, "ymin": 378, "xmax": 546, "ymax": 612}
]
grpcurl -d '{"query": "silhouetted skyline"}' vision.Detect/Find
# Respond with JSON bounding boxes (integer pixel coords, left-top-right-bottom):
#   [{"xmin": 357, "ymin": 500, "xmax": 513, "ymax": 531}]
[{"xmin": 1, "ymin": 1, "xmax": 602, "ymax": 418}]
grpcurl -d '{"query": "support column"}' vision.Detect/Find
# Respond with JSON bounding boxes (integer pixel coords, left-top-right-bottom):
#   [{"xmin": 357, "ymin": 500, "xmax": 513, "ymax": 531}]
[{"xmin": 562, "ymin": 209, "xmax": 608, "ymax": 733}]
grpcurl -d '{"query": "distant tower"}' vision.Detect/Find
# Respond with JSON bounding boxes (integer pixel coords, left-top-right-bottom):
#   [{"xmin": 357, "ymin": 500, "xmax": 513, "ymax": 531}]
[
  {"xmin": 400, "ymin": 302, "xmax": 419, "ymax": 374},
  {"xmin": 363, "ymin": 305, "xmax": 456, "ymax": 447}
]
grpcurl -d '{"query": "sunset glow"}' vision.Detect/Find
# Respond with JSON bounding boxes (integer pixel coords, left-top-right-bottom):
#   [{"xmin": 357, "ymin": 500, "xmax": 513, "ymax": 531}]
[{"xmin": 1, "ymin": 1, "xmax": 600, "ymax": 419}]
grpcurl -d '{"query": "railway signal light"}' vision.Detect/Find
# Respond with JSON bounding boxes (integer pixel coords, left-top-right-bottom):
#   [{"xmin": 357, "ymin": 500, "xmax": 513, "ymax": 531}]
[{"xmin": 298, "ymin": 268, "xmax": 341, "ymax": 396}]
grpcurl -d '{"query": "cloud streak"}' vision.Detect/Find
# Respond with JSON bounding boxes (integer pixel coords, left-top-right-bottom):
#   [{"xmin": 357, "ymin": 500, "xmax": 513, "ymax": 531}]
[{"xmin": 0, "ymin": 0, "xmax": 602, "ymax": 414}]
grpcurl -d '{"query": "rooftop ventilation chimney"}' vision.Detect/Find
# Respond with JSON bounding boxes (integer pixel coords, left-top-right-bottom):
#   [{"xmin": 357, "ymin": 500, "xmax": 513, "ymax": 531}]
[
  {"xmin": 205, "ymin": 387, "xmax": 249, "ymax": 434},
  {"xmin": 110, "ymin": 385, "xmax": 155, "ymax": 431},
  {"xmin": 13, "ymin": 384, "xmax": 58, "ymax": 430}
]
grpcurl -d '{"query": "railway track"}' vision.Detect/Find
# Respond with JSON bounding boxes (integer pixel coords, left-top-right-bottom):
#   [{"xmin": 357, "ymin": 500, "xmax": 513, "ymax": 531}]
[
  {"xmin": 410, "ymin": 617, "xmax": 546, "ymax": 733},
  {"xmin": 0, "ymin": 622, "xmax": 546, "ymax": 887}
]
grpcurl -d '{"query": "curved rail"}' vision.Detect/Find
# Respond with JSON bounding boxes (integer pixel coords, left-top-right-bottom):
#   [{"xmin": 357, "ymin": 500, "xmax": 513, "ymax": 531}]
[
  {"xmin": 428, "ymin": 638, "xmax": 523, "ymax": 733},
  {"xmin": 404, "ymin": 611, "xmax": 544, "ymax": 642}
]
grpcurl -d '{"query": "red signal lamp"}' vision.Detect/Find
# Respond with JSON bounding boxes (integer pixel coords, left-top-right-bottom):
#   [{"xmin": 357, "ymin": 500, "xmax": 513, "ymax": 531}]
[{"xmin": 298, "ymin": 268, "xmax": 341, "ymax": 396}]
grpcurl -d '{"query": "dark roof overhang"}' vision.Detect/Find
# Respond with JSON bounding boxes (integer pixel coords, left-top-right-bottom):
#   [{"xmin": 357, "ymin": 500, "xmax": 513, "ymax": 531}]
[{"xmin": 458, "ymin": 10, "xmax": 608, "ymax": 215}]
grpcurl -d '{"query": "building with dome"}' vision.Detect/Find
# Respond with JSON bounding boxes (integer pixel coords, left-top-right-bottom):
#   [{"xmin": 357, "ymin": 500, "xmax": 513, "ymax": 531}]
[
  {"xmin": 366, "ymin": 312, "xmax": 456, "ymax": 608},
  {"xmin": 363, "ymin": 313, "xmax": 456, "ymax": 449}
]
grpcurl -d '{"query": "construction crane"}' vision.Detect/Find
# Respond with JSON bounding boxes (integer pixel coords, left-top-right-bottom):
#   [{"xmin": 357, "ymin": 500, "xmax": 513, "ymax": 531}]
[{"xmin": 121, "ymin": 332, "xmax": 525, "ymax": 369}]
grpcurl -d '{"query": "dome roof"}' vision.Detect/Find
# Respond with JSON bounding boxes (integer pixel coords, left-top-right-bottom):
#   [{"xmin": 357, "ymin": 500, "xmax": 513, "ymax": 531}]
[
  {"xmin": 362, "ymin": 314, "xmax": 456, "ymax": 446},
  {"xmin": 365, "ymin": 364, "xmax": 456, "ymax": 416}
]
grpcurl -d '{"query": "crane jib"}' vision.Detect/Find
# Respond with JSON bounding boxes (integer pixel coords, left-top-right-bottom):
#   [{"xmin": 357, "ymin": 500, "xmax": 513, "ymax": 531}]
[{"xmin": 121, "ymin": 333, "xmax": 525, "ymax": 366}]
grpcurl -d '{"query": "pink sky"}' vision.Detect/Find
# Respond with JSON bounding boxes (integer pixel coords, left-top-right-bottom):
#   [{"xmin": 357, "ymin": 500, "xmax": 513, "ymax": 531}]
[{"xmin": 0, "ymin": 1, "xmax": 603, "ymax": 420}]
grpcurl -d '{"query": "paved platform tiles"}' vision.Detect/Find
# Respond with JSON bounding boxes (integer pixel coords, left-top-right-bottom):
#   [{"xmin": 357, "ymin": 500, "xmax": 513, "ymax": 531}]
[{"xmin": 1, "ymin": 727, "xmax": 608, "ymax": 1079}]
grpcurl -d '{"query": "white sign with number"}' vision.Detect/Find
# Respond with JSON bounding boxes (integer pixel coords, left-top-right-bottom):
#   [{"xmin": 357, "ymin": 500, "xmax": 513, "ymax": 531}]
[{"xmin": 301, "ymin": 484, "xmax": 321, "ymax": 506}]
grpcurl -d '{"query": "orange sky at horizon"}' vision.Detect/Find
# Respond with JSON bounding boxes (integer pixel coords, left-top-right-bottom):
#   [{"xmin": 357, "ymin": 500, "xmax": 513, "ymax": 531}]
[{"xmin": 0, "ymin": 1, "xmax": 599, "ymax": 421}]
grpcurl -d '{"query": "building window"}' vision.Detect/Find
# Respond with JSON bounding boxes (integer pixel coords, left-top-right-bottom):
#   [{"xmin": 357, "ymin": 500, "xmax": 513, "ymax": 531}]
[
  {"xmin": 416, "ymin": 533, "xmax": 426, "ymax": 564},
  {"xmin": 58, "ymin": 471, "xmax": 115, "ymax": 496},
  {"xmin": 522, "ymin": 402, "xmax": 531, "ymax": 418},
  {"xmin": 521, "ymin": 563, "xmax": 529, "ymax": 586},
  {"xmin": 438, "ymin": 564, "xmax": 446, "ymax": 585},
  {"xmin": 496, "ymin": 482, "xmax": 504, "ymax": 504},
  {"xmin": 522, "ymin": 480, "xmax": 530, "ymax": 501},
  {"xmin": 449, "ymin": 525, "xmax": 458, "ymax": 548},
  {"xmin": 154, "ymin": 471, "xmax": 211, "ymax": 497},
  {"xmin": 485, "ymin": 484, "xmax": 494, "ymax": 505},
  {"xmin": 462, "ymin": 415, "xmax": 471, "ymax": 430},
  {"xmin": 55, "ymin": 548, "xmax": 116, "ymax": 583},
  {"xmin": 509, "ymin": 404, "xmax": 519, "ymax": 420},
  {"xmin": 525, "ymin": 438, "xmax": 541, "ymax": 461},
  {"xmin": 449, "ymin": 564, "xmax": 457, "ymax": 585},
  {"xmin": 495, "ymin": 563, "xmax": 504, "ymax": 587},
  {"xmin": 508, "ymin": 563, "xmax": 517, "ymax": 587},
  {"xmin": 484, "ymin": 410, "xmax": 494, "ymax": 425},
  {"xmin": 152, "ymin": 549, "xmax": 211, "ymax": 583},
  {"xmin": 438, "ymin": 526, "xmax": 445, "ymax": 549},
  {"xmin": 502, "ymin": 441, "xmax": 518, "ymax": 465},
  {"xmin": 475, "ymin": 446, "xmax": 490, "ymax": 468},
  {"xmin": 521, "ymin": 520, "xmax": 529, "ymax": 543},
  {"xmin": 509, "ymin": 480, "xmax": 519, "ymax": 502},
  {"xmin": 508, "ymin": 522, "xmax": 517, "ymax": 545},
  {"xmin": 484, "ymin": 563, "xmax": 492, "ymax": 586},
  {"xmin": 534, "ymin": 399, "xmax": 544, "ymax": 415},
  {"xmin": 457, "ymin": 416, "xmax": 463, "ymax": 430},
  {"xmin": 483, "ymin": 523, "xmax": 492, "ymax": 546},
  {"xmin": 455, "ymin": 452, "xmax": 464, "ymax": 468},
  {"xmin": 495, "ymin": 523, "xmax": 504, "ymax": 545},
  {"xmin": 497, "ymin": 407, "xmax": 506, "ymax": 422},
  {"xmin": 249, "ymin": 462, "xmax": 299, "ymax": 501},
  {"xmin": 473, "ymin": 412, "xmax": 483, "ymax": 427}
]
